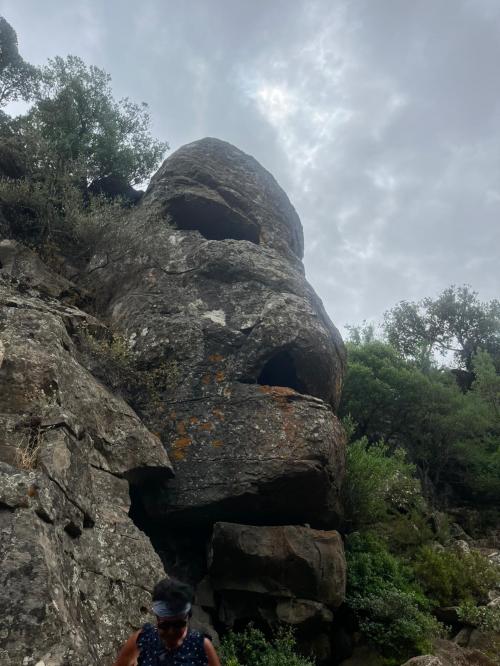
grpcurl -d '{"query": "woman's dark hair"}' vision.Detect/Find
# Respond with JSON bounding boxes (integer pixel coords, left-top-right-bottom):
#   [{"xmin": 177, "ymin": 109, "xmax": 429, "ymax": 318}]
[{"xmin": 152, "ymin": 578, "xmax": 194, "ymax": 610}]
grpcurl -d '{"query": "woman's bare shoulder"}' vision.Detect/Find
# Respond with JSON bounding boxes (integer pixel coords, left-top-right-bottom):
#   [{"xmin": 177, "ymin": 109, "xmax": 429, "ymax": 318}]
[
  {"xmin": 204, "ymin": 636, "xmax": 221, "ymax": 666},
  {"xmin": 112, "ymin": 629, "xmax": 141, "ymax": 666}
]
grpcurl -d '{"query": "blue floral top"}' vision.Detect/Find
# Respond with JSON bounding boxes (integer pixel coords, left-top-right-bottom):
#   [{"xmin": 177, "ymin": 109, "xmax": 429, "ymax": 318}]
[{"xmin": 137, "ymin": 623, "xmax": 208, "ymax": 665}]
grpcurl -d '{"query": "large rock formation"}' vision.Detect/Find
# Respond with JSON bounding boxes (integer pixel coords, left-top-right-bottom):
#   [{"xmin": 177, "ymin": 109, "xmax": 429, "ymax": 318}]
[
  {"xmin": 1, "ymin": 138, "xmax": 347, "ymax": 664},
  {"xmin": 0, "ymin": 242, "xmax": 173, "ymax": 665},
  {"xmin": 92, "ymin": 138, "xmax": 346, "ymax": 528}
]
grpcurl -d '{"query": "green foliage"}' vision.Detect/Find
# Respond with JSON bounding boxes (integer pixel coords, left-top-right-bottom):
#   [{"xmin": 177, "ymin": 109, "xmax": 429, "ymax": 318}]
[
  {"xmin": 343, "ymin": 436, "xmax": 423, "ymax": 529},
  {"xmin": 0, "ymin": 37, "xmax": 168, "ymax": 263},
  {"xmin": 80, "ymin": 326, "xmax": 179, "ymax": 413},
  {"xmin": 346, "ymin": 534, "xmax": 443, "ymax": 661},
  {"xmin": 472, "ymin": 350, "xmax": 500, "ymax": 420},
  {"xmin": 0, "ymin": 16, "xmax": 39, "ymax": 107},
  {"xmin": 377, "ymin": 509, "xmax": 438, "ymax": 555},
  {"xmin": 342, "ymin": 293, "xmax": 500, "ymax": 662},
  {"xmin": 458, "ymin": 601, "xmax": 500, "ymax": 633},
  {"xmin": 345, "ymin": 320, "xmax": 378, "ymax": 345},
  {"xmin": 1, "ymin": 21, "xmax": 168, "ymax": 261},
  {"xmin": 219, "ymin": 626, "xmax": 314, "ymax": 666},
  {"xmin": 0, "ymin": 173, "xmax": 84, "ymax": 252},
  {"xmin": 340, "ymin": 341, "xmax": 500, "ymax": 504},
  {"xmin": 25, "ymin": 55, "xmax": 167, "ymax": 185},
  {"xmin": 413, "ymin": 546, "xmax": 500, "ymax": 607},
  {"xmin": 383, "ymin": 285, "xmax": 500, "ymax": 372}
]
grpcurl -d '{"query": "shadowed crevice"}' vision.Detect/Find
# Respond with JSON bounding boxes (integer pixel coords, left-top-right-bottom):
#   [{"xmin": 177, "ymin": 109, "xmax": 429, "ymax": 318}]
[
  {"xmin": 257, "ymin": 350, "xmax": 307, "ymax": 394},
  {"xmin": 169, "ymin": 195, "xmax": 260, "ymax": 244}
]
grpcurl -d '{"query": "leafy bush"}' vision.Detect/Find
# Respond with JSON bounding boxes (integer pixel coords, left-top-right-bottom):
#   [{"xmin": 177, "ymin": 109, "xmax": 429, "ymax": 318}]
[
  {"xmin": 458, "ymin": 601, "xmax": 500, "ymax": 633},
  {"xmin": 343, "ymin": 436, "xmax": 424, "ymax": 529},
  {"xmin": 376, "ymin": 508, "xmax": 437, "ymax": 554},
  {"xmin": 340, "ymin": 340, "xmax": 500, "ymax": 505},
  {"xmin": 219, "ymin": 626, "xmax": 314, "ymax": 666},
  {"xmin": 79, "ymin": 325, "xmax": 179, "ymax": 413},
  {"xmin": 0, "ymin": 177, "xmax": 53, "ymax": 243},
  {"xmin": 0, "ymin": 17, "xmax": 39, "ymax": 108},
  {"xmin": 413, "ymin": 546, "xmax": 500, "ymax": 607},
  {"xmin": 346, "ymin": 534, "xmax": 443, "ymax": 661},
  {"xmin": 0, "ymin": 172, "xmax": 89, "ymax": 259}
]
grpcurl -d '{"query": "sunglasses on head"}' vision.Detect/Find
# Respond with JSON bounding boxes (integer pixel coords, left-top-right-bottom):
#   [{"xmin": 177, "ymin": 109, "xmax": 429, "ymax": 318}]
[{"xmin": 157, "ymin": 618, "xmax": 188, "ymax": 630}]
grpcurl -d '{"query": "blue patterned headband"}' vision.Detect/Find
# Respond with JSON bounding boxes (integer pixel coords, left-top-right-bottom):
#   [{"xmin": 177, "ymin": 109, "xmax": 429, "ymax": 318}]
[{"xmin": 152, "ymin": 601, "xmax": 192, "ymax": 618}]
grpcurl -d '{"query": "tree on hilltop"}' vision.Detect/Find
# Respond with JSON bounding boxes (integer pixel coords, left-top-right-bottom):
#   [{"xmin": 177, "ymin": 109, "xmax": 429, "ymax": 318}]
[
  {"xmin": 0, "ymin": 16, "xmax": 38, "ymax": 107},
  {"xmin": 24, "ymin": 55, "xmax": 167, "ymax": 186},
  {"xmin": 384, "ymin": 285, "xmax": 500, "ymax": 374}
]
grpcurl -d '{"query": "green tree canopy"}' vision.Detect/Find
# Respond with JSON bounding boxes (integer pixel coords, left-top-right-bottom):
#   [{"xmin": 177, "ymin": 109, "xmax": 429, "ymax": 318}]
[
  {"xmin": 23, "ymin": 55, "xmax": 167, "ymax": 185},
  {"xmin": 0, "ymin": 16, "xmax": 38, "ymax": 107},
  {"xmin": 340, "ymin": 340, "xmax": 500, "ymax": 504},
  {"xmin": 383, "ymin": 285, "xmax": 500, "ymax": 372}
]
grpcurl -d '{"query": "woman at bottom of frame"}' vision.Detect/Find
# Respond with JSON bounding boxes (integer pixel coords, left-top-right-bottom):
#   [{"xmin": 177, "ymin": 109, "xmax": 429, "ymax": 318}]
[{"xmin": 112, "ymin": 577, "xmax": 221, "ymax": 666}]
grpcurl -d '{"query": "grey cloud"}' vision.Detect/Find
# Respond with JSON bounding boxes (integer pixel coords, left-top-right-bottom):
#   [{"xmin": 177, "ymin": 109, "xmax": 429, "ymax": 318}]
[{"xmin": 2, "ymin": 0, "xmax": 499, "ymax": 333}]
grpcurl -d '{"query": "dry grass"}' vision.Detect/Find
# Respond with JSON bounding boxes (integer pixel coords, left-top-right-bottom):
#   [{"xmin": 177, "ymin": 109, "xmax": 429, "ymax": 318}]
[{"xmin": 14, "ymin": 429, "xmax": 41, "ymax": 471}]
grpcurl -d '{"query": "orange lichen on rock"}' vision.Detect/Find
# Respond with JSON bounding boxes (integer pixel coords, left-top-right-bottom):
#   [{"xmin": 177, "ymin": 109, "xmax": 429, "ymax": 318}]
[
  {"xmin": 190, "ymin": 416, "xmax": 199, "ymax": 425},
  {"xmin": 176, "ymin": 421, "xmax": 187, "ymax": 435},
  {"xmin": 212, "ymin": 409, "xmax": 225, "ymax": 421},
  {"xmin": 258, "ymin": 385, "xmax": 299, "ymax": 443},
  {"xmin": 215, "ymin": 370, "xmax": 225, "ymax": 383},
  {"xmin": 199, "ymin": 421, "xmax": 214, "ymax": 431},
  {"xmin": 171, "ymin": 436, "xmax": 192, "ymax": 461},
  {"xmin": 211, "ymin": 439, "xmax": 223, "ymax": 447},
  {"xmin": 202, "ymin": 374, "xmax": 211, "ymax": 385},
  {"xmin": 208, "ymin": 353, "xmax": 224, "ymax": 363}
]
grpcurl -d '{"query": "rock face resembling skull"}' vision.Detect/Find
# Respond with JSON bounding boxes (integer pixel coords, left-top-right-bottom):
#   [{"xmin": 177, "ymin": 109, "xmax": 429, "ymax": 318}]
[
  {"xmin": 103, "ymin": 137, "xmax": 347, "ymax": 527},
  {"xmin": 0, "ymin": 138, "xmax": 348, "ymax": 664}
]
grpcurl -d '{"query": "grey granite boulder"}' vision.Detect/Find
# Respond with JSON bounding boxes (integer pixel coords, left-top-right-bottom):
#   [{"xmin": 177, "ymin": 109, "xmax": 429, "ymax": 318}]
[
  {"xmin": 141, "ymin": 384, "xmax": 345, "ymax": 527},
  {"xmin": 141, "ymin": 136, "xmax": 304, "ymax": 259},
  {"xmin": 209, "ymin": 522, "xmax": 346, "ymax": 608},
  {"xmin": 400, "ymin": 638, "xmax": 497, "ymax": 666},
  {"xmin": 0, "ymin": 256, "xmax": 172, "ymax": 665},
  {"xmin": 90, "ymin": 138, "xmax": 346, "ymax": 527},
  {"xmin": 206, "ymin": 521, "xmax": 345, "ymax": 646}
]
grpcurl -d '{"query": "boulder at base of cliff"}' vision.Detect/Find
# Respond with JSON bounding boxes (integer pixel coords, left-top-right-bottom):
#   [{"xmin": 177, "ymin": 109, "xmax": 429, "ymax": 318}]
[
  {"xmin": 400, "ymin": 638, "xmax": 497, "ymax": 666},
  {"xmin": 209, "ymin": 522, "xmax": 346, "ymax": 608},
  {"xmin": 206, "ymin": 522, "xmax": 346, "ymax": 664}
]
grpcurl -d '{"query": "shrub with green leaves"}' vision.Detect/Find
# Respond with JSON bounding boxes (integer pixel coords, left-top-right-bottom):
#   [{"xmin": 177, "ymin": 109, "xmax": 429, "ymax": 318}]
[
  {"xmin": 413, "ymin": 546, "xmax": 500, "ymax": 607},
  {"xmin": 219, "ymin": 626, "xmax": 314, "ymax": 666},
  {"xmin": 343, "ymin": 436, "xmax": 424, "ymax": 529},
  {"xmin": 346, "ymin": 533, "xmax": 443, "ymax": 661},
  {"xmin": 79, "ymin": 326, "xmax": 179, "ymax": 412},
  {"xmin": 458, "ymin": 601, "xmax": 500, "ymax": 633},
  {"xmin": 340, "ymin": 340, "xmax": 500, "ymax": 506}
]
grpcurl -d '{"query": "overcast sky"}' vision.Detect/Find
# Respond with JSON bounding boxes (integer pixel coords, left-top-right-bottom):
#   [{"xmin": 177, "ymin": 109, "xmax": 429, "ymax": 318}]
[{"xmin": 2, "ymin": 0, "xmax": 499, "ymax": 333}]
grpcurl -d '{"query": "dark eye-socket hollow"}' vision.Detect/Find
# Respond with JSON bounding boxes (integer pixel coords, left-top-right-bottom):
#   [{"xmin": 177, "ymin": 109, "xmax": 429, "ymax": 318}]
[
  {"xmin": 168, "ymin": 195, "xmax": 260, "ymax": 244},
  {"xmin": 257, "ymin": 350, "xmax": 307, "ymax": 394}
]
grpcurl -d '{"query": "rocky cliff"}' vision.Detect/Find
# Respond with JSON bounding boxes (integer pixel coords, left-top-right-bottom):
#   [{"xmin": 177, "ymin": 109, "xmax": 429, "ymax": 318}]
[{"xmin": 0, "ymin": 138, "xmax": 347, "ymax": 665}]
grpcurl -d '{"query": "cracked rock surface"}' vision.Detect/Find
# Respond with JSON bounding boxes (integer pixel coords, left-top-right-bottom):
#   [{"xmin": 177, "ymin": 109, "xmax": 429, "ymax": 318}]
[
  {"xmin": 90, "ymin": 138, "xmax": 347, "ymax": 529},
  {"xmin": 1, "ymin": 138, "xmax": 348, "ymax": 664},
  {"xmin": 0, "ymin": 243, "xmax": 172, "ymax": 665}
]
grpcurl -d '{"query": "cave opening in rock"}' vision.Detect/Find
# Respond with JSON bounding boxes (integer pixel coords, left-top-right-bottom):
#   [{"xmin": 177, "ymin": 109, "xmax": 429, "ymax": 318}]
[
  {"xmin": 168, "ymin": 196, "xmax": 260, "ymax": 244},
  {"xmin": 257, "ymin": 350, "xmax": 307, "ymax": 394},
  {"xmin": 128, "ymin": 481, "xmax": 211, "ymax": 586}
]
